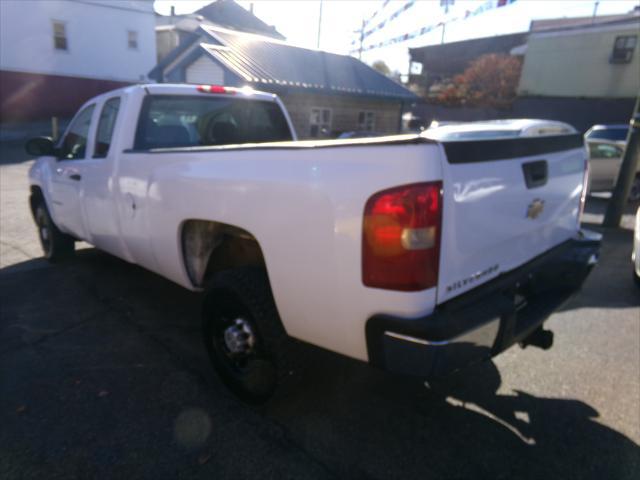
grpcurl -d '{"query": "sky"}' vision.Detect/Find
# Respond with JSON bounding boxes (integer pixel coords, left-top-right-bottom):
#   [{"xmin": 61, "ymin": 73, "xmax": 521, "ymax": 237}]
[{"xmin": 154, "ymin": 0, "xmax": 639, "ymax": 73}]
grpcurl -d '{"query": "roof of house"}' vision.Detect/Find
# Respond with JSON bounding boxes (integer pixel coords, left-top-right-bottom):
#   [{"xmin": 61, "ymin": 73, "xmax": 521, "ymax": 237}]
[
  {"xmin": 195, "ymin": 0, "xmax": 284, "ymax": 39},
  {"xmin": 151, "ymin": 25, "xmax": 417, "ymax": 101},
  {"xmin": 198, "ymin": 26, "xmax": 417, "ymax": 100},
  {"xmin": 155, "ymin": 0, "xmax": 285, "ymax": 40}
]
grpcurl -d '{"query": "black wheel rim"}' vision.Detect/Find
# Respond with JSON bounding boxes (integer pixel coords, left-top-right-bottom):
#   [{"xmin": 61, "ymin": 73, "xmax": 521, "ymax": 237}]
[
  {"xmin": 211, "ymin": 315, "xmax": 260, "ymax": 372},
  {"xmin": 206, "ymin": 294, "xmax": 277, "ymax": 399}
]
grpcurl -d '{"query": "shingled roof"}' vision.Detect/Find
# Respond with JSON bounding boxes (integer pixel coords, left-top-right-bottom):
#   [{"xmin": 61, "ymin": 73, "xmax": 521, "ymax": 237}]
[{"xmin": 194, "ymin": 0, "xmax": 284, "ymax": 40}]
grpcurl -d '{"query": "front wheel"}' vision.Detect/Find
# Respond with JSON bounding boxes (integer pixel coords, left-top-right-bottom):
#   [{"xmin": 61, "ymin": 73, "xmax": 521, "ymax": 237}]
[
  {"xmin": 202, "ymin": 268, "xmax": 295, "ymax": 403},
  {"xmin": 34, "ymin": 200, "xmax": 75, "ymax": 262}
]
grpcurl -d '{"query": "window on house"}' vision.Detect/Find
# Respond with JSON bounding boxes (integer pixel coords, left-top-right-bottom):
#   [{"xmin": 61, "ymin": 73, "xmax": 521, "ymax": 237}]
[
  {"xmin": 358, "ymin": 111, "xmax": 375, "ymax": 132},
  {"xmin": 128, "ymin": 30, "xmax": 138, "ymax": 50},
  {"xmin": 611, "ymin": 35, "xmax": 637, "ymax": 64},
  {"xmin": 309, "ymin": 108, "xmax": 331, "ymax": 138},
  {"xmin": 53, "ymin": 21, "xmax": 67, "ymax": 51},
  {"xmin": 94, "ymin": 97, "xmax": 121, "ymax": 158}
]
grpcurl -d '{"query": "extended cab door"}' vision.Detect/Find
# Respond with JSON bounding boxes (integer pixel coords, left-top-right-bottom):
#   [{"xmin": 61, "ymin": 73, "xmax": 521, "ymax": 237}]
[
  {"xmin": 79, "ymin": 96, "xmax": 126, "ymax": 257},
  {"xmin": 48, "ymin": 104, "xmax": 96, "ymax": 239}
]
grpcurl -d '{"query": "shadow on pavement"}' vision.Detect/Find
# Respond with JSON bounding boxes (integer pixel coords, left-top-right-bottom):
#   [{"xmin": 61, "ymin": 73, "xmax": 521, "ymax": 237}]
[
  {"xmin": 1, "ymin": 248, "xmax": 638, "ymax": 479},
  {"xmin": 269, "ymin": 349, "xmax": 639, "ymax": 479}
]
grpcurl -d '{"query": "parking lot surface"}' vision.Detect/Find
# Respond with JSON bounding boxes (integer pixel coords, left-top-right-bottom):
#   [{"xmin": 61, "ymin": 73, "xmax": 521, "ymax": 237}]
[{"xmin": 1, "ymin": 152, "xmax": 639, "ymax": 479}]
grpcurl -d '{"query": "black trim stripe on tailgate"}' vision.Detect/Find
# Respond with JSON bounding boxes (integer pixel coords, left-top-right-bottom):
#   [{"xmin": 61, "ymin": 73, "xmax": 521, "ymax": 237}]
[{"xmin": 442, "ymin": 134, "xmax": 584, "ymax": 164}]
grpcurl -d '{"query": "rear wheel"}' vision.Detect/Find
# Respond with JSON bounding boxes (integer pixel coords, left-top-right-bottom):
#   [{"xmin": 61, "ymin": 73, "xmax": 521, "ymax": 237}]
[
  {"xmin": 202, "ymin": 268, "xmax": 294, "ymax": 403},
  {"xmin": 34, "ymin": 200, "xmax": 75, "ymax": 262}
]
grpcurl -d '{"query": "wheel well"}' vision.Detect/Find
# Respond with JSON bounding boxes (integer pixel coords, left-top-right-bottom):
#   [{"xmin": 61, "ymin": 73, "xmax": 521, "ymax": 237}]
[{"xmin": 181, "ymin": 220, "xmax": 267, "ymax": 288}]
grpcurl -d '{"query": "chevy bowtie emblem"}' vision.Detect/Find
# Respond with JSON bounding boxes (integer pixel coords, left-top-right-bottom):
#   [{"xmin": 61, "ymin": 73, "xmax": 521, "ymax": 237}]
[{"xmin": 527, "ymin": 199, "xmax": 545, "ymax": 219}]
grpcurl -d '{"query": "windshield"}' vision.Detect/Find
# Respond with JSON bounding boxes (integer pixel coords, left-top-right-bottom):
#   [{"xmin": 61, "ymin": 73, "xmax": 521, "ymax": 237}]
[
  {"xmin": 134, "ymin": 95, "xmax": 292, "ymax": 149},
  {"xmin": 586, "ymin": 128, "xmax": 629, "ymax": 142}
]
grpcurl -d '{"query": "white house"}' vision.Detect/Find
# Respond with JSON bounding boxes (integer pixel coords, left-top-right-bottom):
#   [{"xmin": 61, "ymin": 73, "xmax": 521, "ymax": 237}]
[{"xmin": 0, "ymin": 0, "xmax": 157, "ymax": 122}]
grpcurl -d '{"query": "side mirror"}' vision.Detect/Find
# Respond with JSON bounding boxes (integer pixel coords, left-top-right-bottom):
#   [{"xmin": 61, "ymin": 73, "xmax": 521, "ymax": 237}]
[{"xmin": 25, "ymin": 136, "xmax": 55, "ymax": 157}]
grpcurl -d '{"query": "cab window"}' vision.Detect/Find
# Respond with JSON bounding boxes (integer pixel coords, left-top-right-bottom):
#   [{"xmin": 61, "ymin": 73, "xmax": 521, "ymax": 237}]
[
  {"xmin": 134, "ymin": 95, "xmax": 292, "ymax": 150},
  {"xmin": 59, "ymin": 104, "xmax": 95, "ymax": 160},
  {"xmin": 94, "ymin": 97, "xmax": 121, "ymax": 158}
]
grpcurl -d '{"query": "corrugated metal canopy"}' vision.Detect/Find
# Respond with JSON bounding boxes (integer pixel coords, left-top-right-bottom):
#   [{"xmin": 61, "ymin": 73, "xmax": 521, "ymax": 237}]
[{"xmin": 200, "ymin": 25, "xmax": 417, "ymax": 100}]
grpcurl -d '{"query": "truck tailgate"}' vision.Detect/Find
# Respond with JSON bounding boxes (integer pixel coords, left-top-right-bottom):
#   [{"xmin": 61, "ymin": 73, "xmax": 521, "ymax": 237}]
[{"xmin": 437, "ymin": 134, "xmax": 586, "ymax": 304}]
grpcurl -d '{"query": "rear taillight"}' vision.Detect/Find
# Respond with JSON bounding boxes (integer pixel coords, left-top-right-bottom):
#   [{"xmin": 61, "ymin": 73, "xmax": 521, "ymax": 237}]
[{"xmin": 362, "ymin": 182, "xmax": 442, "ymax": 291}]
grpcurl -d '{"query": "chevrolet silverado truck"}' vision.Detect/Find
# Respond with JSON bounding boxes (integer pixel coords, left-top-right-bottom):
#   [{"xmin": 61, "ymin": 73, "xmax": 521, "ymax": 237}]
[{"xmin": 26, "ymin": 84, "xmax": 601, "ymax": 401}]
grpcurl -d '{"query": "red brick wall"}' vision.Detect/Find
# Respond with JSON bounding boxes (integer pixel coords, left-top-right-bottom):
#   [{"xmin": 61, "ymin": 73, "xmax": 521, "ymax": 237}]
[{"xmin": 0, "ymin": 70, "xmax": 131, "ymax": 123}]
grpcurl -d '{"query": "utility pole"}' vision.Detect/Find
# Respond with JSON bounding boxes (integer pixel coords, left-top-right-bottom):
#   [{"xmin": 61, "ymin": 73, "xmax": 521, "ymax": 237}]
[
  {"xmin": 316, "ymin": 0, "xmax": 324, "ymax": 49},
  {"xmin": 603, "ymin": 95, "xmax": 640, "ymax": 227}
]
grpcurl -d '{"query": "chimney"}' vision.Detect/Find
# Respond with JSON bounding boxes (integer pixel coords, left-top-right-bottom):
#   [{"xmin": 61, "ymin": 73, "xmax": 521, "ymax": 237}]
[
  {"xmin": 170, "ymin": 5, "xmax": 175, "ymax": 17},
  {"xmin": 250, "ymin": 3, "xmax": 254, "ymax": 13}
]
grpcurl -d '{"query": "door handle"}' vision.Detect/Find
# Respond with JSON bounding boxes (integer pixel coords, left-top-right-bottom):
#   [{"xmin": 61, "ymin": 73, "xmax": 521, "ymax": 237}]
[{"xmin": 69, "ymin": 173, "xmax": 82, "ymax": 181}]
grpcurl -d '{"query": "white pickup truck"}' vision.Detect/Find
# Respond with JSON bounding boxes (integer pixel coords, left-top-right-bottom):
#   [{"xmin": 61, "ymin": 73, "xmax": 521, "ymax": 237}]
[{"xmin": 27, "ymin": 84, "xmax": 601, "ymax": 401}]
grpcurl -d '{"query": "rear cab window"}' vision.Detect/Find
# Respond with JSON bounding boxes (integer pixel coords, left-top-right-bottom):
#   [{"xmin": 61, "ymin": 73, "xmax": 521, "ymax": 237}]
[{"xmin": 134, "ymin": 95, "xmax": 293, "ymax": 150}]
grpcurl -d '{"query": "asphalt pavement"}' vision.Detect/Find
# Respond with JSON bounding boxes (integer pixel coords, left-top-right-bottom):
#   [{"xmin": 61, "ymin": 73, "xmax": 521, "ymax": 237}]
[{"xmin": 1, "ymin": 149, "xmax": 639, "ymax": 479}]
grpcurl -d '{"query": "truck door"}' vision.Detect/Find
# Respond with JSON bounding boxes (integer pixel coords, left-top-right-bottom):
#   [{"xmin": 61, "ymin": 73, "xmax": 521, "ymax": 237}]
[
  {"xmin": 79, "ymin": 96, "xmax": 127, "ymax": 258},
  {"xmin": 48, "ymin": 104, "xmax": 96, "ymax": 239}
]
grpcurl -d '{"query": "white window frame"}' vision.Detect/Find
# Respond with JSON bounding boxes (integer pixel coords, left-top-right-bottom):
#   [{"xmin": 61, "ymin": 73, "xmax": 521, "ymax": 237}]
[
  {"xmin": 127, "ymin": 30, "xmax": 138, "ymax": 50},
  {"xmin": 52, "ymin": 20, "xmax": 68, "ymax": 51},
  {"xmin": 358, "ymin": 111, "xmax": 375, "ymax": 132},
  {"xmin": 309, "ymin": 107, "xmax": 332, "ymax": 138}
]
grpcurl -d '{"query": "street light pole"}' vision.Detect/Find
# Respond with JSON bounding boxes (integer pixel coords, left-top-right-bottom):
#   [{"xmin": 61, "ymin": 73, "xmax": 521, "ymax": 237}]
[{"xmin": 603, "ymin": 95, "xmax": 640, "ymax": 227}]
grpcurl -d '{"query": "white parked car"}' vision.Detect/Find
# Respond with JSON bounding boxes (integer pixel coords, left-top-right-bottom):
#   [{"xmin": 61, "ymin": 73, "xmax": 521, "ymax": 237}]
[
  {"xmin": 586, "ymin": 139, "xmax": 640, "ymax": 201},
  {"xmin": 26, "ymin": 85, "xmax": 601, "ymax": 401}
]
